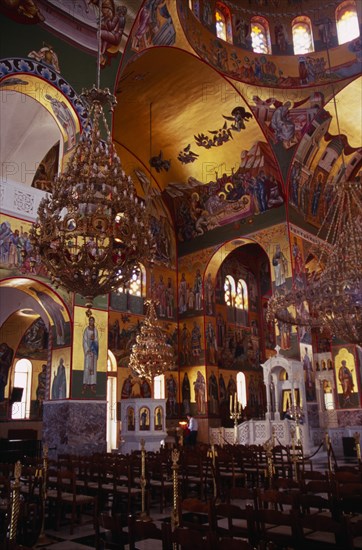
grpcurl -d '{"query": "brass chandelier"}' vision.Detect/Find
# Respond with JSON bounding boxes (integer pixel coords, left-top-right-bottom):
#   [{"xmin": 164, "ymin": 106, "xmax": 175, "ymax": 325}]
[
  {"xmin": 30, "ymin": 5, "xmax": 155, "ymax": 308},
  {"xmin": 267, "ymin": 179, "xmax": 362, "ymax": 345},
  {"xmin": 267, "ymin": 34, "xmax": 362, "ymax": 346},
  {"xmin": 129, "ymin": 301, "xmax": 175, "ymax": 381},
  {"xmin": 30, "ymin": 87, "xmax": 155, "ymax": 307}
]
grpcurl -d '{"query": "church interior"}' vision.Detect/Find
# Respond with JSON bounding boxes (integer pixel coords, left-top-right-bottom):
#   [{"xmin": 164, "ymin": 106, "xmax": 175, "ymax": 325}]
[{"xmin": 0, "ymin": 0, "xmax": 361, "ymax": 548}]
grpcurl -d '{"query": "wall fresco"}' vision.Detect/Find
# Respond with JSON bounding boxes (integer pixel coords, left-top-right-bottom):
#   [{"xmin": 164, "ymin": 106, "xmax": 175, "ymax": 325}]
[{"xmin": 165, "ymin": 145, "xmax": 284, "ymax": 244}]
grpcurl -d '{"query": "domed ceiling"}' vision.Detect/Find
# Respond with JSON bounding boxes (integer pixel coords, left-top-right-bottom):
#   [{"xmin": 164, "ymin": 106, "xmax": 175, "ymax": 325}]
[
  {"xmin": 1, "ymin": 0, "xmax": 361, "ymax": 236},
  {"xmin": 112, "ymin": 0, "xmax": 361, "ymax": 236},
  {"xmin": 113, "ymin": 46, "xmax": 265, "ymax": 191}
]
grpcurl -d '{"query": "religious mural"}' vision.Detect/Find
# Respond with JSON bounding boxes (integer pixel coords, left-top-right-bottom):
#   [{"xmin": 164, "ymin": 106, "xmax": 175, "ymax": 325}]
[
  {"xmin": 27, "ymin": 286, "xmax": 71, "ymax": 348},
  {"xmin": 179, "ymin": 319, "xmax": 204, "ymax": 367},
  {"xmin": 51, "ymin": 348, "xmax": 70, "ymax": 400},
  {"xmin": 33, "ymin": 361, "xmax": 48, "ymax": 418},
  {"xmin": 165, "ymin": 372, "xmax": 178, "ymax": 417},
  {"xmin": 133, "ymin": 168, "xmax": 176, "ymax": 268},
  {"xmin": 180, "ymin": 370, "xmax": 191, "ymax": 416},
  {"xmin": 130, "ymin": 1, "xmax": 176, "ymax": 52},
  {"xmin": 0, "ymin": 217, "xmax": 45, "ymax": 277},
  {"xmin": 334, "ymin": 347, "xmax": 360, "ymax": 409},
  {"xmin": 251, "ymin": 93, "xmax": 327, "ymax": 152},
  {"xmin": 149, "ymin": 271, "xmax": 176, "ymax": 320},
  {"xmin": 31, "ymin": 142, "xmax": 60, "ymax": 192},
  {"xmin": 0, "ymin": 0, "xmax": 44, "ymax": 22},
  {"xmin": 207, "ymin": 368, "xmax": 219, "ymax": 416},
  {"xmin": 120, "ymin": 373, "xmax": 151, "ymax": 399},
  {"xmin": 16, "ymin": 318, "xmax": 48, "ymax": 360},
  {"xmin": 71, "ymin": 308, "xmax": 108, "ymax": 400},
  {"xmin": 178, "ymin": 1, "xmax": 362, "ymax": 86},
  {"xmin": 246, "ymin": 372, "xmax": 265, "ymax": 419},
  {"xmin": 139, "ymin": 406, "xmax": 150, "ymax": 430},
  {"xmin": 0, "ymin": 0, "xmax": 360, "ymax": 444},
  {"xmin": 300, "ymin": 343, "xmax": 316, "ymax": 402},
  {"xmin": 165, "ymin": 146, "xmax": 284, "ymax": 244},
  {"xmin": 154, "ymin": 405, "xmax": 163, "ymax": 430},
  {"xmin": 287, "ymin": 89, "xmax": 361, "ymax": 232},
  {"xmin": 0, "ymin": 343, "xmax": 14, "ymax": 404},
  {"xmin": 193, "ymin": 106, "xmax": 253, "ymax": 152},
  {"xmin": 0, "ymin": 0, "xmax": 130, "ymax": 68}
]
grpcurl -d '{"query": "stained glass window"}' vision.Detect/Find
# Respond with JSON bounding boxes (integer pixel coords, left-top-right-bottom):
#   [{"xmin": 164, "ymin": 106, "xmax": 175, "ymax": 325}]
[
  {"xmin": 224, "ymin": 275, "xmax": 235, "ymax": 306},
  {"xmin": 235, "ymin": 279, "xmax": 248, "ymax": 310},
  {"xmin": 224, "ymin": 275, "xmax": 248, "ymax": 311},
  {"xmin": 292, "ymin": 16, "xmax": 314, "ymax": 55},
  {"xmin": 251, "ymin": 17, "xmax": 272, "ymax": 54},
  {"xmin": 216, "ymin": 3, "xmax": 233, "ymax": 43}
]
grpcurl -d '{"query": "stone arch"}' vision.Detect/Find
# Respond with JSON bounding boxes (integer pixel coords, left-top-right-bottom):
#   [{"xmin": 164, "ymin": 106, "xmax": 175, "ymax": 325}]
[
  {"xmin": 0, "ymin": 63, "xmax": 84, "ymax": 186},
  {"xmin": 0, "ymin": 277, "xmax": 71, "ymax": 407}
]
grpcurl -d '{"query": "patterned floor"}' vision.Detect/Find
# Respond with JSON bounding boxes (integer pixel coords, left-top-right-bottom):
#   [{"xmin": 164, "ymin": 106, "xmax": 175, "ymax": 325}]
[{"xmin": 34, "ymin": 511, "xmax": 169, "ymax": 549}]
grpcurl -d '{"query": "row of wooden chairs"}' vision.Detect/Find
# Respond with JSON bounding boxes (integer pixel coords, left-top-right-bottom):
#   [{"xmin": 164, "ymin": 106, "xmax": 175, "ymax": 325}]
[
  {"xmin": 176, "ymin": 491, "xmax": 362, "ymax": 550},
  {"xmin": 96, "ymin": 498, "xmax": 362, "ymax": 550},
  {"xmin": 96, "ymin": 511, "xmax": 255, "ymax": 550}
]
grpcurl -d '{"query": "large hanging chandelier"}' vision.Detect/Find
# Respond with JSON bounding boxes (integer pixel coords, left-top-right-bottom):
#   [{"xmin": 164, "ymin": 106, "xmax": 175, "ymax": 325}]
[
  {"xmin": 30, "ymin": 3, "xmax": 155, "ymax": 309},
  {"xmin": 267, "ymin": 179, "xmax": 362, "ymax": 345},
  {"xmin": 267, "ymin": 32, "xmax": 362, "ymax": 346},
  {"xmin": 30, "ymin": 86, "xmax": 155, "ymax": 308},
  {"xmin": 129, "ymin": 301, "xmax": 175, "ymax": 381}
]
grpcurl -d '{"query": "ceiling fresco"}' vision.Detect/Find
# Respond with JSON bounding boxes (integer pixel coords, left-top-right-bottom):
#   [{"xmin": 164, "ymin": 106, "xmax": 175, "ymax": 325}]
[
  {"xmin": 0, "ymin": 0, "xmax": 361, "ymax": 242},
  {"xmin": 0, "ymin": 0, "xmax": 143, "ymax": 61},
  {"xmin": 113, "ymin": 46, "xmax": 270, "ymax": 192}
]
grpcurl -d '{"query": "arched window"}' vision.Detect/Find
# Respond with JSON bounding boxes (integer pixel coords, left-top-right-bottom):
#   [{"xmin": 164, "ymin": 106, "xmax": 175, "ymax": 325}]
[
  {"xmin": 224, "ymin": 275, "xmax": 235, "ymax": 306},
  {"xmin": 11, "ymin": 359, "xmax": 32, "ymax": 419},
  {"xmin": 224, "ymin": 276, "xmax": 249, "ymax": 310},
  {"xmin": 250, "ymin": 16, "xmax": 272, "ymax": 54},
  {"xmin": 154, "ymin": 374, "xmax": 165, "ymax": 399},
  {"xmin": 237, "ymin": 371, "xmax": 247, "ymax": 409},
  {"xmin": 336, "ymin": 1, "xmax": 360, "ymax": 45},
  {"xmin": 215, "ymin": 2, "xmax": 233, "ymax": 43},
  {"xmin": 118, "ymin": 264, "xmax": 145, "ymax": 297},
  {"xmin": 292, "ymin": 16, "xmax": 315, "ymax": 54},
  {"xmin": 235, "ymin": 279, "xmax": 248, "ymax": 311}
]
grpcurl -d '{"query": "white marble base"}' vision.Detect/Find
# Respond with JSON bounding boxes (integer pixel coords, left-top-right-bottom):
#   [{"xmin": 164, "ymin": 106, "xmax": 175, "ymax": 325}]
[{"xmin": 119, "ymin": 398, "xmax": 167, "ymax": 454}]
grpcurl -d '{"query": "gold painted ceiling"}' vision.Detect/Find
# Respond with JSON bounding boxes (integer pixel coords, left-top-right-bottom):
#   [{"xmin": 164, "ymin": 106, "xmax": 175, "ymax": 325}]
[
  {"xmin": 112, "ymin": 0, "xmax": 361, "ymax": 206},
  {"xmin": 1, "ymin": 0, "xmax": 361, "ymax": 225}
]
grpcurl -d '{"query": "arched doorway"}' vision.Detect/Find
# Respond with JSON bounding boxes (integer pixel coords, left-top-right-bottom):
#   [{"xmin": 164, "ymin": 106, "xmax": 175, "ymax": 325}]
[
  {"xmin": 0, "ymin": 278, "xmax": 71, "ymax": 433},
  {"xmin": 205, "ymin": 239, "xmax": 271, "ymax": 425}
]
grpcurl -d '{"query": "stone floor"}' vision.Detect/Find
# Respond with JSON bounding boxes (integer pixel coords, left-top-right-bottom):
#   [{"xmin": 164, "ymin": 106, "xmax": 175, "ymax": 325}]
[{"xmin": 33, "ymin": 508, "xmax": 170, "ymax": 550}]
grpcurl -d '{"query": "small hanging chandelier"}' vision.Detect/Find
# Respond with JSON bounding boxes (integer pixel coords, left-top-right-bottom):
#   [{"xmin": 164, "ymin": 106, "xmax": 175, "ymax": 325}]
[
  {"xmin": 129, "ymin": 300, "xmax": 175, "ymax": 381},
  {"xmin": 30, "ymin": 6, "xmax": 155, "ymax": 311}
]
